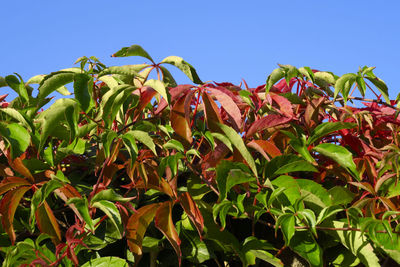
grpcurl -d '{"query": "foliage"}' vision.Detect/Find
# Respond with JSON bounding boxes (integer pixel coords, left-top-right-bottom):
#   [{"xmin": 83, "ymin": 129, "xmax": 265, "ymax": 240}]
[{"xmin": 0, "ymin": 45, "xmax": 400, "ymax": 266}]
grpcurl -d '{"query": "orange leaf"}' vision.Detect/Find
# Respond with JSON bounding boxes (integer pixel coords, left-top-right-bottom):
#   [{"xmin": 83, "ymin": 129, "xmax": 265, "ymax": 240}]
[
  {"xmin": 0, "ymin": 186, "xmax": 30, "ymax": 244},
  {"xmin": 155, "ymin": 201, "xmax": 181, "ymax": 265},
  {"xmin": 247, "ymin": 140, "xmax": 282, "ymax": 159},
  {"xmin": 0, "ymin": 176, "xmax": 31, "ymax": 195},
  {"xmin": 179, "ymin": 192, "xmax": 204, "ymax": 237},
  {"xmin": 202, "ymin": 92, "xmax": 223, "ymax": 133},
  {"xmin": 126, "ymin": 203, "xmax": 160, "ymax": 256},
  {"xmin": 170, "ymin": 93, "xmax": 193, "ymax": 144},
  {"xmin": 9, "ymin": 157, "xmax": 34, "ymax": 183},
  {"xmin": 35, "ymin": 200, "xmax": 62, "ymax": 244}
]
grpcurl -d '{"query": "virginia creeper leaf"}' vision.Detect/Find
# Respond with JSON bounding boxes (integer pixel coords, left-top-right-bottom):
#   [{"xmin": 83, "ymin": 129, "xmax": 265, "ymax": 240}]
[
  {"xmin": 112, "ymin": 45, "xmax": 154, "ymax": 63},
  {"xmin": 37, "ymin": 71, "xmax": 75, "ymax": 100},
  {"xmin": 313, "ymin": 143, "xmax": 360, "ymax": 180},
  {"xmin": 161, "ymin": 56, "xmax": 202, "ymax": 84},
  {"xmin": 0, "ymin": 123, "xmax": 30, "ymax": 159},
  {"xmin": 218, "ymin": 123, "xmax": 257, "ymax": 177},
  {"xmin": 179, "ymin": 192, "xmax": 204, "ymax": 237},
  {"xmin": 35, "ymin": 200, "xmax": 62, "ymax": 244},
  {"xmin": 126, "ymin": 203, "xmax": 160, "ymax": 256},
  {"xmin": 0, "ymin": 186, "xmax": 30, "ymax": 244},
  {"xmin": 308, "ymin": 122, "xmax": 357, "ymax": 145},
  {"xmin": 74, "ymin": 73, "xmax": 94, "ymax": 113}
]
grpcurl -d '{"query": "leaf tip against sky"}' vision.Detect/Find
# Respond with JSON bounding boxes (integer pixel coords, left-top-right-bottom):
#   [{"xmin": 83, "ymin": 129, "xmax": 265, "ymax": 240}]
[{"xmin": 1, "ymin": 0, "xmax": 400, "ymax": 99}]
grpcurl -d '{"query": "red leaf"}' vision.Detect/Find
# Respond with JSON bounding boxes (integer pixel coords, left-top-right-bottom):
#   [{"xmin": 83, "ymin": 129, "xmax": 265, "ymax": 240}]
[
  {"xmin": 170, "ymin": 92, "xmax": 193, "ymax": 144},
  {"xmin": 35, "ymin": 200, "xmax": 62, "ymax": 244},
  {"xmin": 246, "ymin": 114, "xmax": 292, "ymax": 138},
  {"xmin": 134, "ymin": 86, "xmax": 157, "ymax": 119},
  {"xmin": 202, "ymin": 92, "xmax": 223, "ymax": 133},
  {"xmin": 126, "ymin": 203, "xmax": 160, "ymax": 256},
  {"xmin": 304, "ymin": 97, "xmax": 325, "ymax": 128},
  {"xmin": 155, "ymin": 84, "xmax": 193, "ymax": 114},
  {"xmin": 247, "ymin": 140, "xmax": 282, "ymax": 159},
  {"xmin": 0, "ymin": 176, "xmax": 31, "ymax": 196},
  {"xmin": 269, "ymin": 93, "xmax": 294, "ymax": 118},
  {"xmin": 208, "ymin": 88, "xmax": 242, "ymax": 131},
  {"xmin": 0, "ymin": 186, "xmax": 30, "ymax": 244},
  {"xmin": 155, "ymin": 201, "xmax": 182, "ymax": 266},
  {"xmin": 179, "ymin": 192, "xmax": 204, "ymax": 238}
]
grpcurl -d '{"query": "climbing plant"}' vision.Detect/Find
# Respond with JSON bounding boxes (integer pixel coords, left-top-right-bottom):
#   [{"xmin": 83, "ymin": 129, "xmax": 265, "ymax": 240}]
[{"xmin": 0, "ymin": 45, "xmax": 399, "ymax": 266}]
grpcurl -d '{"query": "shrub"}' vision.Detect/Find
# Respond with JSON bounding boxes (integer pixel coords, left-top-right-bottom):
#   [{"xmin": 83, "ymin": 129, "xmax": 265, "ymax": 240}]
[{"xmin": 0, "ymin": 45, "xmax": 399, "ymax": 266}]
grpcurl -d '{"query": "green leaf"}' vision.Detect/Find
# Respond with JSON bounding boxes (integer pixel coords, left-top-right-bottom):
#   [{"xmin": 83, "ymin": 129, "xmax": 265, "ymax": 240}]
[
  {"xmin": 213, "ymin": 200, "xmax": 234, "ymax": 230},
  {"xmin": 296, "ymin": 179, "xmax": 331, "ymax": 206},
  {"xmin": 274, "ymin": 159, "xmax": 318, "ymax": 175},
  {"xmin": 0, "ymin": 107, "xmax": 33, "ymax": 131},
  {"xmin": 276, "ymin": 214, "xmax": 295, "ymax": 245},
  {"xmin": 161, "ymin": 56, "xmax": 202, "ymax": 84},
  {"xmin": 218, "ymin": 123, "xmax": 257, "ymax": 177},
  {"xmin": 271, "ymin": 175, "xmax": 301, "ymax": 207},
  {"xmin": 314, "ymin": 71, "xmax": 336, "ymax": 85},
  {"xmin": 98, "ymin": 64, "xmax": 148, "ymax": 77},
  {"xmin": 163, "ymin": 139, "xmax": 184, "ymax": 152},
  {"xmin": 365, "ymin": 76, "xmax": 390, "ymax": 104},
  {"xmin": 5, "ymin": 74, "xmax": 29, "ymax": 103},
  {"xmin": 74, "ymin": 73, "xmax": 94, "ymax": 113},
  {"xmin": 334, "ymin": 73, "xmax": 357, "ymax": 101},
  {"xmin": 112, "ymin": 45, "xmax": 154, "ymax": 63},
  {"xmin": 316, "ymin": 205, "xmax": 343, "ymax": 224},
  {"xmin": 313, "ymin": 143, "xmax": 359, "ymax": 180},
  {"xmin": 298, "ymin": 66, "xmax": 314, "ymax": 83},
  {"xmin": 265, "ymin": 67, "xmax": 285, "ymax": 93},
  {"xmin": 0, "ymin": 123, "xmax": 31, "ymax": 158},
  {"xmin": 220, "ymin": 169, "xmax": 254, "ymax": 202},
  {"xmin": 242, "ymin": 236, "xmax": 282, "ymax": 267},
  {"xmin": 121, "ymin": 133, "xmax": 138, "ymax": 167},
  {"xmin": 128, "ymin": 130, "xmax": 157, "ymax": 155},
  {"xmin": 37, "ymin": 98, "xmax": 78, "ymax": 152},
  {"xmin": 159, "ymin": 65, "xmax": 177, "ymax": 87},
  {"xmin": 37, "ymin": 71, "xmax": 75, "ymax": 100},
  {"xmin": 81, "ymin": 257, "xmax": 128, "ymax": 267},
  {"xmin": 144, "ymin": 79, "xmax": 170, "ymax": 104},
  {"xmin": 328, "ymin": 186, "xmax": 355, "ymax": 205},
  {"xmin": 211, "ymin": 132, "xmax": 233, "ymax": 152},
  {"xmin": 91, "ymin": 189, "xmax": 133, "ymax": 203},
  {"xmin": 324, "ymin": 220, "xmax": 380, "ymax": 267},
  {"xmin": 67, "ymin": 197, "xmax": 94, "ymax": 232},
  {"xmin": 356, "ymin": 76, "xmax": 366, "ymax": 96},
  {"xmin": 92, "ymin": 200, "xmax": 123, "ymax": 238},
  {"xmin": 308, "ymin": 122, "xmax": 357, "ymax": 145},
  {"xmin": 289, "ymin": 231, "xmax": 323, "ymax": 267},
  {"xmin": 216, "ymin": 161, "xmax": 252, "ymax": 201}
]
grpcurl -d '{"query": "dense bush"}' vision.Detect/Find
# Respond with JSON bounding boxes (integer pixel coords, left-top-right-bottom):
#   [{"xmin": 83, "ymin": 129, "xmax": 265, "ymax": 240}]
[{"xmin": 0, "ymin": 45, "xmax": 399, "ymax": 266}]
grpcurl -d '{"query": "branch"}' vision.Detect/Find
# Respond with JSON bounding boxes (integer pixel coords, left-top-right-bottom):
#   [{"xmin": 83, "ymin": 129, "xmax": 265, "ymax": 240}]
[{"xmin": 334, "ymin": 96, "xmax": 400, "ymax": 111}]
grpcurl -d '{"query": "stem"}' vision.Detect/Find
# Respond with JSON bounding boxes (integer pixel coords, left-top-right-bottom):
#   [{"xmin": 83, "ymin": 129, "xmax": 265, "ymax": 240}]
[
  {"xmin": 333, "ymin": 96, "xmax": 399, "ymax": 111},
  {"xmin": 184, "ymin": 159, "xmax": 219, "ymax": 196}
]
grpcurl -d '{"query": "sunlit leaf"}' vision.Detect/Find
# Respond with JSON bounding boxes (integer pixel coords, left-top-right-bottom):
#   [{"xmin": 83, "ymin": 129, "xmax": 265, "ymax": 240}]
[
  {"xmin": 112, "ymin": 45, "xmax": 154, "ymax": 63},
  {"xmin": 161, "ymin": 56, "xmax": 202, "ymax": 84},
  {"xmin": 0, "ymin": 123, "xmax": 30, "ymax": 159}
]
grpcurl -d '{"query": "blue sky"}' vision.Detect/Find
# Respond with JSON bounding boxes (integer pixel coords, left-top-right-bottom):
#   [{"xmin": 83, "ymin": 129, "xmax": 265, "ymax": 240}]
[{"xmin": 1, "ymin": 1, "xmax": 400, "ymax": 101}]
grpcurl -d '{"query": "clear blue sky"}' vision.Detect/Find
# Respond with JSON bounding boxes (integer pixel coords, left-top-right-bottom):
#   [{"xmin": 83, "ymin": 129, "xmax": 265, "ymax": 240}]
[{"xmin": 1, "ymin": 1, "xmax": 400, "ymax": 101}]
